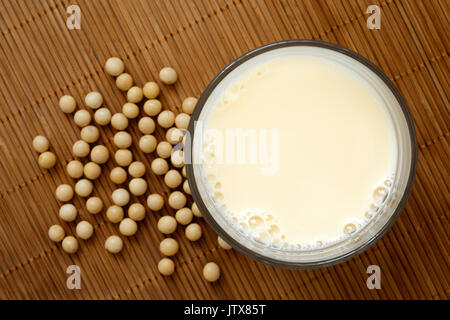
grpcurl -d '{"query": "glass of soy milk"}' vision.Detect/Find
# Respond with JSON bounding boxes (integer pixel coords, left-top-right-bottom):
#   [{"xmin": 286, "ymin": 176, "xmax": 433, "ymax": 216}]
[{"xmin": 186, "ymin": 40, "xmax": 417, "ymax": 269}]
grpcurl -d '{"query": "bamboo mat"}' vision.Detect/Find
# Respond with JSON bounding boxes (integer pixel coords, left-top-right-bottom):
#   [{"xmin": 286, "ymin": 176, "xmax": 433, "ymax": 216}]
[{"xmin": 0, "ymin": 0, "xmax": 448, "ymax": 300}]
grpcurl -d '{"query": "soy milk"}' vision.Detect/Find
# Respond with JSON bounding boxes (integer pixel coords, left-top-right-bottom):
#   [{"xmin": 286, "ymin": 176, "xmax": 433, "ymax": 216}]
[{"xmin": 200, "ymin": 54, "xmax": 396, "ymax": 249}]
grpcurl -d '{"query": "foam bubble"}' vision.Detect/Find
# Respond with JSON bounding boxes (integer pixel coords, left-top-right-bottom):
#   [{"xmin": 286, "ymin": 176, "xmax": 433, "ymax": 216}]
[
  {"xmin": 257, "ymin": 231, "xmax": 270, "ymax": 243},
  {"xmin": 214, "ymin": 191, "xmax": 224, "ymax": 201},
  {"xmin": 230, "ymin": 84, "xmax": 239, "ymax": 93},
  {"xmin": 239, "ymin": 222, "xmax": 248, "ymax": 231},
  {"xmin": 369, "ymin": 203, "xmax": 379, "ymax": 212},
  {"xmin": 268, "ymin": 224, "xmax": 280, "ymax": 236},
  {"xmin": 344, "ymin": 223, "xmax": 356, "ymax": 235},
  {"xmin": 373, "ymin": 186, "xmax": 388, "ymax": 204},
  {"xmin": 248, "ymin": 215, "xmax": 264, "ymax": 229}
]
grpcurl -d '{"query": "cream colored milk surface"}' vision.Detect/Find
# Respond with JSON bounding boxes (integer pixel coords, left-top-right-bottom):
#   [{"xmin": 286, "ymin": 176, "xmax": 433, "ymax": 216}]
[{"xmin": 201, "ymin": 55, "xmax": 396, "ymax": 249}]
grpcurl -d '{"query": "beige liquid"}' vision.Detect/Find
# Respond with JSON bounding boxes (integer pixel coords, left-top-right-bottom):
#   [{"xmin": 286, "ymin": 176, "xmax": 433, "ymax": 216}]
[{"xmin": 201, "ymin": 55, "xmax": 396, "ymax": 249}]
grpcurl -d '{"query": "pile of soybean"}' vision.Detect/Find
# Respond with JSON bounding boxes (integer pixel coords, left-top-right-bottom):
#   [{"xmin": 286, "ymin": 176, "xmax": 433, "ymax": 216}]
[{"xmin": 33, "ymin": 57, "xmax": 231, "ymax": 282}]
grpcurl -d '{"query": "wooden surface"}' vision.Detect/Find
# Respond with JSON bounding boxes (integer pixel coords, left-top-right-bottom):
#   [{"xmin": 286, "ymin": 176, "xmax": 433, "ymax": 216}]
[{"xmin": 0, "ymin": 0, "xmax": 448, "ymax": 300}]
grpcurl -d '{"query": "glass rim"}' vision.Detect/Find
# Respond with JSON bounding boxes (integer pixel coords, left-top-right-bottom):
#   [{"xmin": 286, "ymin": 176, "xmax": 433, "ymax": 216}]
[{"xmin": 186, "ymin": 39, "xmax": 418, "ymax": 269}]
